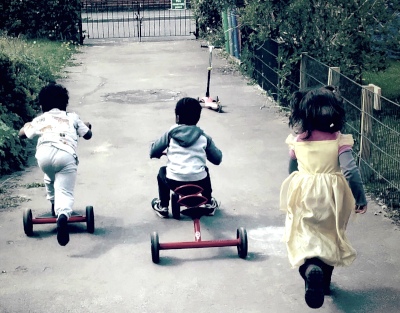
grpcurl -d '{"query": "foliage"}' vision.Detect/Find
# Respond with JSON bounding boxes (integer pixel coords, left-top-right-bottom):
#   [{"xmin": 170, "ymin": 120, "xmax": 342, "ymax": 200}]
[
  {"xmin": 1, "ymin": 0, "xmax": 83, "ymax": 44},
  {"xmin": 191, "ymin": 0, "xmax": 235, "ymax": 37},
  {"xmin": 236, "ymin": 0, "xmax": 399, "ymax": 104},
  {"xmin": 363, "ymin": 60, "xmax": 400, "ymax": 102},
  {"xmin": 0, "ymin": 120, "xmax": 30, "ymax": 175}
]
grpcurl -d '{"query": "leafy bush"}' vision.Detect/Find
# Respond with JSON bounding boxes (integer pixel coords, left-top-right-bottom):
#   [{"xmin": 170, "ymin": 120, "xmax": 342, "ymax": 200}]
[
  {"xmin": 236, "ymin": 0, "xmax": 398, "ymax": 104},
  {"xmin": 0, "ymin": 120, "xmax": 30, "ymax": 175},
  {"xmin": 363, "ymin": 60, "xmax": 400, "ymax": 103},
  {"xmin": 1, "ymin": 0, "xmax": 83, "ymax": 43}
]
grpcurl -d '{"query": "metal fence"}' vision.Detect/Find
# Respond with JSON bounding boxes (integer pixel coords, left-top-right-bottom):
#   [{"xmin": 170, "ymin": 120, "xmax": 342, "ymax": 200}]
[
  {"xmin": 250, "ymin": 46, "xmax": 400, "ymax": 209},
  {"xmin": 249, "ymin": 39, "xmax": 299, "ymax": 106},
  {"xmin": 81, "ymin": 0, "xmax": 196, "ymax": 40}
]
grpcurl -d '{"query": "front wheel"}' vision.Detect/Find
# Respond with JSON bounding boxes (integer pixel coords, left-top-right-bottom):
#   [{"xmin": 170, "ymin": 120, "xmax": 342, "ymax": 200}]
[
  {"xmin": 237, "ymin": 227, "xmax": 248, "ymax": 259},
  {"xmin": 151, "ymin": 232, "xmax": 160, "ymax": 264},
  {"xmin": 86, "ymin": 206, "xmax": 95, "ymax": 233},
  {"xmin": 23, "ymin": 208, "xmax": 33, "ymax": 236}
]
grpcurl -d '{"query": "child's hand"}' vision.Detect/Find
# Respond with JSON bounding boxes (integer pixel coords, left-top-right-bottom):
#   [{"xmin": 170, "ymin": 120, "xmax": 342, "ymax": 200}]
[{"xmin": 355, "ymin": 205, "xmax": 367, "ymax": 214}]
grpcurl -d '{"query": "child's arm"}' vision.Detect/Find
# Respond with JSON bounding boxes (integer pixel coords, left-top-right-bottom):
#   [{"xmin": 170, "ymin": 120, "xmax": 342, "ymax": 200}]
[
  {"xmin": 83, "ymin": 122, "xmax": 92, "ymax": 140},
  {"xmin": 18, "ymin": 122, "xmax": 38, "ymax": 139},
  {"xmin": 204, "ymin": 136, "xmax": 222, "ymax": 165},
  {"xmin": 18, "ymin": 127, "xmax": 27, "ymax": 139},
  {"xmin": 339, "ymin": 150, "xmax": 368, "ymax": 213},
  {"xmin": 288, "ymin": 157, "xmax": 298, "ymax": 174},
  {"xmin": 150, "ymin": 132, "xmax": 169, "ymax": 159}
]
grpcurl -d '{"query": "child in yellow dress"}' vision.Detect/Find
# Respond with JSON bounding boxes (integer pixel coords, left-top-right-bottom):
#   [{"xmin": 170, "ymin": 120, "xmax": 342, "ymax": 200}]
[{"xmin": 280, "ymin": 86, "xmax": 367, "ymax": 309}]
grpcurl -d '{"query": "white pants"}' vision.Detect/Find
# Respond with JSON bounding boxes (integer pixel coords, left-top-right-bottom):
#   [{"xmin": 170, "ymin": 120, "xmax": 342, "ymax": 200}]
[{"xmin": 35, "ymin": 145, "xmax": 78, "ymax": 219}]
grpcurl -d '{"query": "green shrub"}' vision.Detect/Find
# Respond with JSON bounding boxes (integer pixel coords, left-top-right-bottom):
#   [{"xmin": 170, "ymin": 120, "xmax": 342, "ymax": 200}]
[
  {"xmin": 363, "ymin": 60, "xmax": 400, "ymax": 103},
  {"xmin": 0, "ymin": 120, "xmax": 29, "ymax": 175},
  {"xmin": 1, "ymin": 0, "xmax": 83, "ymax": 43}
]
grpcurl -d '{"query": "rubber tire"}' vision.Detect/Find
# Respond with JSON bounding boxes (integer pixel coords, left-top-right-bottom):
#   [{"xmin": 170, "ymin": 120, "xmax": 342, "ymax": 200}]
[
  {"xmin": 237, "ymin": 227, "xmax": 248, "ymax": 259},
  {"xmin": 171, "ymin": 193, "xmax": 180, "ymax": 220},
  {"xmin": 86, "ymin": 206, "xmax": 95, "ymax": 233},
  {"xmin": 23, "ymin": 208, "xmax": 33, "ymax": 236},
  {"xmin": 151, "ymin": 232, "xmax": 160, "ymax": 264}
]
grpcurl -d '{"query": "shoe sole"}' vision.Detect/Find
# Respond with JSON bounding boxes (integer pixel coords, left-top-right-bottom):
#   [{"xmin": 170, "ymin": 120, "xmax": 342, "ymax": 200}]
[
  {"xmin": 57, "ymin": 217, "xmax": 69, "ymax": 246},
  {"xmin": 305, "ymin": 266, "xmax": 324, "ymax": 309},
  {"xmin": 153, "ymin": 210, "xmax": 169, "ymax": 218},
  {"xmin": 151, "ymin": 198, "xmax": 168, "ymax": 218}
]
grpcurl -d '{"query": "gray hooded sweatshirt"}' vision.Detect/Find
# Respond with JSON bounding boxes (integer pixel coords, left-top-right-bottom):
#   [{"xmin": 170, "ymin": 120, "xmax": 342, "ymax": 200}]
[{"xmin": 150, "ymin": 124, "xmax": 222, "ymax": 181}]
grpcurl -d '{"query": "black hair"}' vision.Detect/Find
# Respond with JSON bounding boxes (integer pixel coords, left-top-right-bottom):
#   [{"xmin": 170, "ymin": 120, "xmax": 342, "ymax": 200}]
[
  {"xmin": 38, "ymin": 83, "xmax": 69, "ymax": 112},
  {"xmin": 175, "ymin": 97, "xmax": 202, "ymax": 125},
  {"xmin": 288, "ymin": 85, "xmax": 346, "ymax": 139}
]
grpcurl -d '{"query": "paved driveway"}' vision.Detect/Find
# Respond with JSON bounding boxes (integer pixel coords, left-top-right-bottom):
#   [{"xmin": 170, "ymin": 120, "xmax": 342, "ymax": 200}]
[{"xmin": 0, "ymin": 38, "xmax": 399, "ymax": 313}]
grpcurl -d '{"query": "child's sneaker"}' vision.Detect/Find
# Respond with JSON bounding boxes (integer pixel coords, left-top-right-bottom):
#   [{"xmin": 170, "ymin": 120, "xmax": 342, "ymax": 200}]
[
  {"xmin": 57, "ymin": 214, "xmax": 69, "ymax": 246},
  {"xmin": 151, "ymin": 198, "xmax": 169, "ymax": 218},
  {"xmin": 304, "ymin": 265, "xmax": 324, "ymax": 309},
  {"xmin": 204, "ymin": 197, "xmax": 219, "ymax": 216}
]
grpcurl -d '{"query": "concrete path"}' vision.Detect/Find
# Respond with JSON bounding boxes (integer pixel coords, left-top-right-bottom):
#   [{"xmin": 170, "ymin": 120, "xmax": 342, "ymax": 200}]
[{"xmin": 0, "ymin": 38, "xmax": 399, "ymax": 313}]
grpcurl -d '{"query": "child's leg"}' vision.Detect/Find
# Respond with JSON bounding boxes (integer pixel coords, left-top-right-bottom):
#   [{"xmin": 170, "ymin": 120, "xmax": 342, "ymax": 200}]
[
  {"xmin": 196, "ymin": 167, "xmax": 213, "ymax": 203},
  {"xmin": 157, "ymin": 166, "xmax": 172, "ymax": 207},
  {"xmin": 43, "ymin": 173, "xmax": 55, "ymax": 204},
  {"xmin": 299, "ymin": 258, "xmax": 325, "ymax": 308},
  {"xmin": 36, "ymin": 146, "xmax": 56, "ymax": 207},
  {"xmin": 53, "ymin": 152, "xmax": 77, "ymax": 219}
]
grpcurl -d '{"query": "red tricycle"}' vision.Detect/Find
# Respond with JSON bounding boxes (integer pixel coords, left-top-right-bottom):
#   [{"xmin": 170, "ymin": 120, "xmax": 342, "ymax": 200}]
[
  {"xmin": 150, "ymin": 184, "xmax": 248, "ymax": 263},
  {"xmin": 22, "ymin": 204, "xmax": 95, "ymax": 237}
]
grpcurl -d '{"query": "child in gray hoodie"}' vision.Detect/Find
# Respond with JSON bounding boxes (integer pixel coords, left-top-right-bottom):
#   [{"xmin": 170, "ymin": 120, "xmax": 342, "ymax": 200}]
[{"xmin": 150, "ymin": 97, "xmax": 222, "ymax": 218}]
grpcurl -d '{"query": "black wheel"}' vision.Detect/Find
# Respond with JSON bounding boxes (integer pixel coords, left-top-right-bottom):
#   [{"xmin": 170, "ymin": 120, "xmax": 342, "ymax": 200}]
[
  {"xmin": 151, "ymin": 232, "xmax": 160, "ymax": 264},
  {"xmin": 237, "ymin": 227, "xmax": 248, "ymax": 259},
  {"xmin": 86, "ymin": 206, "xmax": 95, "ymax": 233},
  {"xmin": 23, "ymin": 208, "xmax": 33, "ymax": 236},
  {"xmin": 171, "ymin": 193, "xmax": 180, "ymax": 220}
]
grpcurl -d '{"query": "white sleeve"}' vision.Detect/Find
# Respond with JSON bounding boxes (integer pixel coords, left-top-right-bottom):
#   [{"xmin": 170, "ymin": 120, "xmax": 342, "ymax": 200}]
[
  {"xmin": 23, "ymin": 122, "xmax": 40, "ymax": 139},
  {"xmin": 69, "ymin": 112, "xmax": 89, "ymax": 137}
]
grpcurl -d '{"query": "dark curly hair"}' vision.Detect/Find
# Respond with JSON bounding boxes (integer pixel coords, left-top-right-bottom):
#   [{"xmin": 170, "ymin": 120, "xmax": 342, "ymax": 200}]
[
  {"xmin": 175, "ymin": 97, "xmax": 202, "ymax": 125},
  {"xmin": 38, "ymin": 83, "xmax": 69, "ymax": 112},
  {"xmin": 288, "ymin": 85, "xmax": 346, "ymax": 139}
]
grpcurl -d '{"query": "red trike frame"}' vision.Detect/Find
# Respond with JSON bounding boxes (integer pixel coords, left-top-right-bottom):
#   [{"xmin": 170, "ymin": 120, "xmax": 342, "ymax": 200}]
[
  {"xmin": 23, "ymin": 206, "xmax": 95, "ymax": 236},
  {"xmin": 150, "ymin": 184, "xmax": 248, "ymax": 263}
]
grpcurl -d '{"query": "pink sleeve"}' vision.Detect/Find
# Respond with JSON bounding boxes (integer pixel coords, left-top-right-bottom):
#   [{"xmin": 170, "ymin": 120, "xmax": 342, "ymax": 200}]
[{"xmin": 338, "ymin": 144, "xmax": 352, "ymax": 155}]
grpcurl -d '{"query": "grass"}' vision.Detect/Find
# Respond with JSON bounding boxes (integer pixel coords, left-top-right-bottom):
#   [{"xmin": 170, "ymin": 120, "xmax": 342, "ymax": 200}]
[
  {"xmin": 363, "ymin": 59, "xmax": 400, "ymax": 102},
  {"xmin": 0, "ymin": 35, "xmax": 81, "ymax": 79}
]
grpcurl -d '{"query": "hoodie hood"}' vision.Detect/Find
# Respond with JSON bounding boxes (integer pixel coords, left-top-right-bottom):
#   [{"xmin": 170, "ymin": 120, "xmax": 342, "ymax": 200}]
[{"xmin": 169, "ymin": 125, "xmax": 203, "ymax": 147}]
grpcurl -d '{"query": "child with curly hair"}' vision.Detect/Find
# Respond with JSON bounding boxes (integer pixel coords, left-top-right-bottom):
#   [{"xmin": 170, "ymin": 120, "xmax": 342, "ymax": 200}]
[{"xmin": 19, "ymin": 83, "xmax": 92, "ymax": 246}]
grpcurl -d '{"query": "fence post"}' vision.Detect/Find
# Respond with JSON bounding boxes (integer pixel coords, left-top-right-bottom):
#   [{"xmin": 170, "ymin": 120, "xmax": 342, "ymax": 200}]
[
  {"xmin": 368, "ymin": 83, "xmax": 382, "ymax": 112},
  {"xmin": 299, "ymin": 53, "xmax": 308, "ymax": 90},
  {"xmin": 328, "ymin": 67, "xmax": 340, "ymax": 87},
  {"xmin": 359, "ymin": 85, "xmax": 374, "ymax": 181}
]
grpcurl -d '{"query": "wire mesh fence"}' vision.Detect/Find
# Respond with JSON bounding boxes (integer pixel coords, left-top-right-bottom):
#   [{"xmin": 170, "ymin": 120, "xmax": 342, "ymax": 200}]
[
  {"xmin": 249, "ymin": 44, "xmax": 400, "ymax": 211},
  {"xmin": 300, "ymin": 54, "xmax": 400, "ymax": 210}
]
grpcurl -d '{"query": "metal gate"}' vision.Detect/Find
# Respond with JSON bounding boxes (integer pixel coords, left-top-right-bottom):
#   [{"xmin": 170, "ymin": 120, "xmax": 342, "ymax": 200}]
[{"xmin": 81, "ymin": 0, "xmax": 197, "ymax": 40}]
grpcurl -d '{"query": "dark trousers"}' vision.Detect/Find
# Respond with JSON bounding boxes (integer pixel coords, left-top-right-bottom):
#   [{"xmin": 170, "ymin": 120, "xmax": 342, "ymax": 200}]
[
  {"xmin": 299, "ymin": 257, "xmax": 334, "ymax": 289},
  {"xmin": 157, "ymin": 166, "xmax": 213, "ymax": 208}
]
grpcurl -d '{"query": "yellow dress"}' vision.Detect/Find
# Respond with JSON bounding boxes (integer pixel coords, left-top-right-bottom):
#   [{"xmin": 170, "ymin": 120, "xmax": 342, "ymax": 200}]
[{"xmin": 280, "ymin": 133, "xmax": 357, "ymax": 268}]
